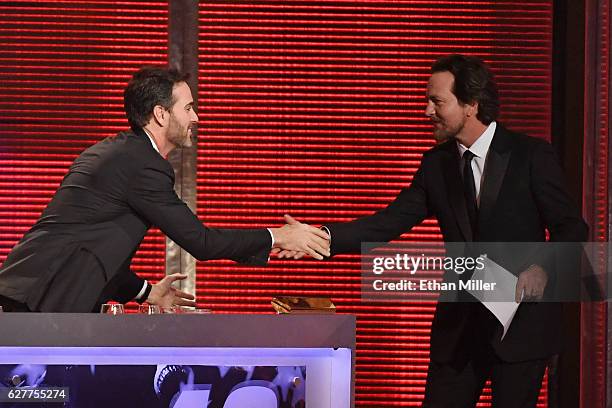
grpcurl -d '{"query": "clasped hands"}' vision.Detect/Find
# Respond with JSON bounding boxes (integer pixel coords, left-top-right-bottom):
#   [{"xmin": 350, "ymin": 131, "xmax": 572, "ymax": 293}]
[{"xmin": 270, "ymin": 214, "xmax": 330, "ymax": 260}]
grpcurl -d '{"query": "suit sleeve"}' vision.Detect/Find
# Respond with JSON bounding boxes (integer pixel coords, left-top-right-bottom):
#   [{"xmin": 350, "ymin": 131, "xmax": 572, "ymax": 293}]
[
  {"xmin": 530, "ymin": 140, "xmax": 588, "ymax": 242},
  {"xmin": 529, "ymin": 140, "xmax": 588, "ymax": 290},
  {"xmin": 326, "ymin": 163, "xmax": 430, "ymax": 254},
  {"xmin": 127, "ymin": 162, "xmax": 272, "ymax": 265},
  {"xmin": 106, "ymin": 266, "xmax": 145, "ymax": 304}
]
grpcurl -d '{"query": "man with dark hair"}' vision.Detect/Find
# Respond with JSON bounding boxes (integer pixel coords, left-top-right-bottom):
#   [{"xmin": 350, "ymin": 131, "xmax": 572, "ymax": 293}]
[
  {"xmin": 279, "ymin": 54, "xmax": 587, "ymax": 406},
  {"xmin": 0, "ymin": 66, "xmax": 330, "ymax": 313},
  {"xmin": 124, "ymin": 67, "xmax": 191, "ymax": 129},
  {"xmin": 429, "ymin": 54, "xmax": 500, "ymax": 139}
]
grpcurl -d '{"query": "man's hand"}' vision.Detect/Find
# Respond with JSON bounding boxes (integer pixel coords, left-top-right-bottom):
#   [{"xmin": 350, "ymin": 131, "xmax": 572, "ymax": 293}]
[
  {"xmin": 270, "ymin": 214, "xmax": 330, "ymax": 260},
  {"xmin": 515, "ymin": 264, "xmax": 548, "ymax": 302},
  {"xmin": 147, "ymin": 273, "xmax": 197, "ymax": 309},
  {"xmin": 271, "ymin": 247, "xmax": 307, "ymax": 260}
]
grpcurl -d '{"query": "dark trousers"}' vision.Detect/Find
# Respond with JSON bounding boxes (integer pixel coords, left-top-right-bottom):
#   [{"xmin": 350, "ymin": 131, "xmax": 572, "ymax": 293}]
[
  {"xmin": 0, "ymin": 293, "xmax": 31, "ymax": 312},
  {"xmin": 422, "ymin": 347, "xmax": 547, "ymax": 408}
]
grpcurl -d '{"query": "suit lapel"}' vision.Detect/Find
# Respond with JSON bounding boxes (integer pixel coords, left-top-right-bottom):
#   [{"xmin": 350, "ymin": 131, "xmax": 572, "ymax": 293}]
[
  {"xmin": 441, "ymin": 142, "xmax": 473, "ymax": 241},
  {"xmin": 478, "ymin": 126, "xmax": 512, "ymax": 228}
]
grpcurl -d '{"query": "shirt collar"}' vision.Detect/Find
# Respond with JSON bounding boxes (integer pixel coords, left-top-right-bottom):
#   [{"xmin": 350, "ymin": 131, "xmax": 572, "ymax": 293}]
[
  {"xmin": 457, "ymin": 121, "xmax": 497, "ymax": 158},
  {"xmin": 141, "ymin": 128, "xmax": 161, "ymax": 155}
]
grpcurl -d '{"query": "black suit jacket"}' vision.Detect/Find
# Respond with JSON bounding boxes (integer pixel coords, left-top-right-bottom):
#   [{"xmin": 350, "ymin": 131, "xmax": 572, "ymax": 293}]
[
  {"xmin": 0, "ymin": 129, "xmax": 272, "ymax": 312},
  {"xmin": 327, "ymin": 125, "xmax": 588, "ymax": 363}
]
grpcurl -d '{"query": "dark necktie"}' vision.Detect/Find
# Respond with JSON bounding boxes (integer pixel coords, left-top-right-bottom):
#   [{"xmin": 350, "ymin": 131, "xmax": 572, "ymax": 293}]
[{"xmin": 462, "ymin": 150, "xmax": 478, "ymax": 236}]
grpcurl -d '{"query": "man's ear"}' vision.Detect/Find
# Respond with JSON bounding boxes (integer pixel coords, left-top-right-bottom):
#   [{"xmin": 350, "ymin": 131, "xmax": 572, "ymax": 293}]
[
  {"xmin": 466, "ymin": 101, "xmax": 479, "ymax": 118},
  {"xmin": 152, "ymin": 105, "xmax": 167, "ymax": 126}
]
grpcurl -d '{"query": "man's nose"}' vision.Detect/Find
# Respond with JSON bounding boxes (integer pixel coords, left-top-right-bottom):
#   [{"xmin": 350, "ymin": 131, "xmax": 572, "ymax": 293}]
[
  {"xmin": 191, "ymin": 110, "xmax": 199, "ymax": 122},
  {"xmin": 425, "ymin": 101, "xmax": 435, "ymax": 117}
]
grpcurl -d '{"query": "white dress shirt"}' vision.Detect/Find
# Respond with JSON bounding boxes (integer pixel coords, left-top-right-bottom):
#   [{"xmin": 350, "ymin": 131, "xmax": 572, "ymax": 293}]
[{"xmin": 457, "ymin": 121, "xmax": 497, "ymax": 205}]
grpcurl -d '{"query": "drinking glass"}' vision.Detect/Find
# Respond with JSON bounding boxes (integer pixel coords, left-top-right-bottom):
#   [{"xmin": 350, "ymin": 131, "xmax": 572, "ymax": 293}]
[
  {"xmin": 100, "ymin": 304, "xmax": 124, "ymax": 315},
  {"xmin": 139, "ymin": 304, "xmax": 161, "ymax": 314}
]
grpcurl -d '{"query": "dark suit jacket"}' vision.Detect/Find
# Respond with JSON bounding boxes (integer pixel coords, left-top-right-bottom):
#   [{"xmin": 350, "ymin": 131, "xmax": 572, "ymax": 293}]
[
  {"xmin": 0, "ymin": 128, "xmax": 272, "ymax": 312},
  {"xmin": 327, "ymin": 125, "xmax": 588, "ymax": 363}
]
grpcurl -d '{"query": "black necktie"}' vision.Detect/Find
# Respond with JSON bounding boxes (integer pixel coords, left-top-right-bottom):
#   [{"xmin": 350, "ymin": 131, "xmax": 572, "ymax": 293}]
[{"xmin": 462, "ymin": 150, "xmax": 478, "ymax": 236}]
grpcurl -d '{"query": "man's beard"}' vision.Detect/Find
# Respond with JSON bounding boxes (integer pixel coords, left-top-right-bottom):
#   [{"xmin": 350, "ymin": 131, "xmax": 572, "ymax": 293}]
[
  {"xmin": 168, "ymin": 122, "xmax": 193, "ymax": 148},
  {"xmin": 432, "ymin": 119, "xmax": 464, "ymax": 143}
]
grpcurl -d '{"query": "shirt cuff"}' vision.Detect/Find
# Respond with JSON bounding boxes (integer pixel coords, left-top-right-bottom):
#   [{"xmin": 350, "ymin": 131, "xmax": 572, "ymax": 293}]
[
  {"xmin": 321, "ymin": 226, "xmax": 331, "ymax": 246},
  {"xmin": 267, "ymin": 228, "xmax": 275, "ymax": 247},
  {"xmin": 135, "ymin": 280, "xmax": 149, "ymax": 301}
]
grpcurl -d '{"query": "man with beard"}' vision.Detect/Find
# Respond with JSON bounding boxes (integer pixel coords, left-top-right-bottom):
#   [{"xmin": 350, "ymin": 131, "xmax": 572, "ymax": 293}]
[
  {"xmin": 278, "ymin": 55, "xmax": 587, "ymax": 406},
  {"xmin": 0, "ymin": 67, "xmax": 330, "ymax": 313}
]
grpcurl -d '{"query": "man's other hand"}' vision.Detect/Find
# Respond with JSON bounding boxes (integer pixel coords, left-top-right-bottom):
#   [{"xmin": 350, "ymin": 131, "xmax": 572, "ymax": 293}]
[
  {"xmin": 270, "ymin": 214, "xmax": 330, "ymax": 260},
  {"xmin": 515, "ymin": 264, "xmax": 548, "ymax": 302},
  {"xmin": 147, "ymin": 273, "xmax": 197, "ymax": 308}
]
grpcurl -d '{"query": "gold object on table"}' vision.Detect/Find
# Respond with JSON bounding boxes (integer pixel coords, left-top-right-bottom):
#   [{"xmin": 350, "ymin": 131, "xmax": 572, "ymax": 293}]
[{"xmin": 271, "ymin": 297, "xmax": 336, "ymax": 314}]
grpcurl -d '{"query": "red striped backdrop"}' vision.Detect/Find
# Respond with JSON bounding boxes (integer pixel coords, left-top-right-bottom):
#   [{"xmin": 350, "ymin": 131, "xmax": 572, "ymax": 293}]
[
  {"xmin": 0, "ymin": 0, "xmax": 555, "ymax": 406},
  {"xmin": 196, "ymin": 1, "xmax": 552, "ymax": 406},
  {"xmin": 0, "ymin": 1, "xmax": 169, "ymax": 292}
]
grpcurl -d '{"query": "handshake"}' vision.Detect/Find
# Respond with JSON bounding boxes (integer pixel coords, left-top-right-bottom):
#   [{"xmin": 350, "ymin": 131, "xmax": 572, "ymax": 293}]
[
  {"xmin": 147, "ymin": 214, "xmax": 330, "ymax": 309},
  {"xmin": 269, "ymin": 215, "xmax": 330, "ymax": 260}
]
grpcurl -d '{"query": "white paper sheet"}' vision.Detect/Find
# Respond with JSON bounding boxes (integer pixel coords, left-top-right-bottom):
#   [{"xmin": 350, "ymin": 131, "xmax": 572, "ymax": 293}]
[{"xmin": 466, "ymin": 256, "xmax": 520, "ymax": 340}]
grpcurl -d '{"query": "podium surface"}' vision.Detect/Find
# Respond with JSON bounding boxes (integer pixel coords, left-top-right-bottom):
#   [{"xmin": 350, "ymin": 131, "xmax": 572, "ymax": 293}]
[{"xmin": 0, "ymin": 313, "xmax": 355, "ymax": 407}]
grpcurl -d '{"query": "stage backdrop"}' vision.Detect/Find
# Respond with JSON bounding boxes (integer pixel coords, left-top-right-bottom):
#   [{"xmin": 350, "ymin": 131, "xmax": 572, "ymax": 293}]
[{"xmin": 0, "ymin": 1, "xmax": 554, "ymax": 406}]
